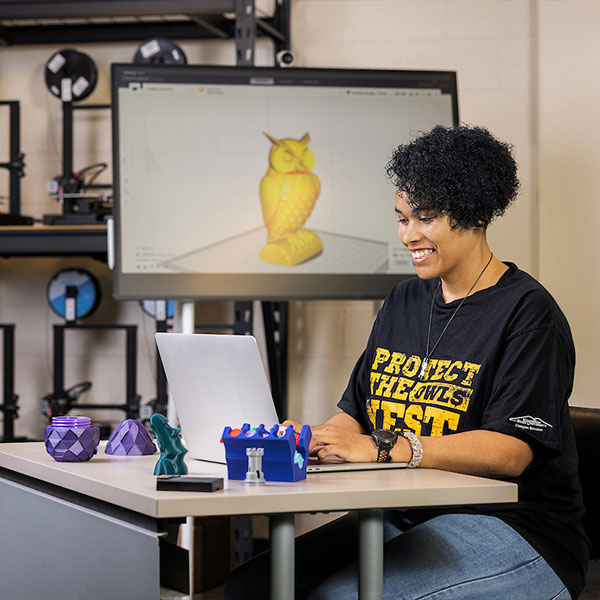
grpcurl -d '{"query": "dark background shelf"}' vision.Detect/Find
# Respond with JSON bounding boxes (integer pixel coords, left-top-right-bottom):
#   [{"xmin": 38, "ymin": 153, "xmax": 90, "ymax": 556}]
[
  {"xmin": 0, "ymin": 225, "xmax": 107, "ymax": 258},
  {"xmin": 0, "ymin": 0, "xmax": 290, "ymax": 54}
]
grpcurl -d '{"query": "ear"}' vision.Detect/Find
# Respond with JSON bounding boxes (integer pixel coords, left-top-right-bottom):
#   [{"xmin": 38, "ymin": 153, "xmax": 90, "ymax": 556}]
[
  {"xmin": 299, "ymin": 132, "xmax": 311, "ymax": 147},
  {"xmin": 263, "ymin": 132, "xmax": 283, "ymax": 147}
]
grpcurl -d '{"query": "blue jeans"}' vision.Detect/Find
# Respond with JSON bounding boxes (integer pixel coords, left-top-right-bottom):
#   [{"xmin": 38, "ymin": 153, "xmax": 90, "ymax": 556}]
[{"xmin": 224, "ymin": 512, "xmax": 571, "ymax": 600}]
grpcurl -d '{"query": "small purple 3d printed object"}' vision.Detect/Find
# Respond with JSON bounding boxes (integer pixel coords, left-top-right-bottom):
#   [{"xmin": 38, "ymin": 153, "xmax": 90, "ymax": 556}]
[
  {"xmin": 44, "ymin": 416, "xmax": 100, "ymax": 462},
  {"xmin": 105, "ymin": 419, "xmax": 157, "ymax": 456}
]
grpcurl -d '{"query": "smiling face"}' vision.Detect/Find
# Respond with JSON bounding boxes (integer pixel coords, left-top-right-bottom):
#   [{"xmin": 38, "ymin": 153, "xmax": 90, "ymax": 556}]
[{"xmin": 395, "ymin": 191, "xmax": 489, "ymax": 288}]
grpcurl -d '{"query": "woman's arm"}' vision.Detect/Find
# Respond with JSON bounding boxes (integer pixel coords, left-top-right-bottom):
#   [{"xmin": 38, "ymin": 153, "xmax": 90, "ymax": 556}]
[
  {"xmin": 282, "ymin": 411, "xmax": 367, "ymax": 435},
  {"xmin": 314, "ymin": 412, "xmax": 367, "ymax": 433},
  {"xmin": 396, "ymin": 429, "xmax": 533, "ymax": 478},
  {"xmin": 310, "ymin": 424, "xmax": 534, "ymax": 478}
]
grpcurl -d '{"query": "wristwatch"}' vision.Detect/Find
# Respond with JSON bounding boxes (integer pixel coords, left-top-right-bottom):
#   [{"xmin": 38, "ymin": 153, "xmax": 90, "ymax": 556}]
[{"xmin": 371, "ymin": 428, "xmax": 398, "ymax": 463}]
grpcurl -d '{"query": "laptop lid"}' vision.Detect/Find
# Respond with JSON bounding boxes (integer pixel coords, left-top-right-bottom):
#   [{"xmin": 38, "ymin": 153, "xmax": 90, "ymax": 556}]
[{"xmin": 155, "ymin": 333, "xmax": 279, "ymax": 463}]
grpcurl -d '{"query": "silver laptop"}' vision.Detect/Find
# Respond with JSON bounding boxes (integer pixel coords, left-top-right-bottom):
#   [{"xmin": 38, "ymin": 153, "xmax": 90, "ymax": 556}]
[{"xmin": 155, "ymin": 333, "xmax": 407, "ymax": 472}]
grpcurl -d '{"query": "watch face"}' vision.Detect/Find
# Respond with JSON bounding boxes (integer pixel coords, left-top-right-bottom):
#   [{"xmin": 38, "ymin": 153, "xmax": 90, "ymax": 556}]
[{"xmin": 375, "ymin": 429, "xmax": 396, "ymax": 441}]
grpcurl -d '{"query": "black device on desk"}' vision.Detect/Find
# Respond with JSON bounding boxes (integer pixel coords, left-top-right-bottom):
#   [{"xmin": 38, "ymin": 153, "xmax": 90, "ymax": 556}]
[{"xmin": 157, "ymin": 476, "xmax": 224, "ymax": 492}]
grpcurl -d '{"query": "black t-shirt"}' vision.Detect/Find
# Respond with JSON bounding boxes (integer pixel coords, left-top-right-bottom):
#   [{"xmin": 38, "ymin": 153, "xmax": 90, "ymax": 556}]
[{"xmin": 338, "ymin": 263, "xmax": 590, "ymax": 598}]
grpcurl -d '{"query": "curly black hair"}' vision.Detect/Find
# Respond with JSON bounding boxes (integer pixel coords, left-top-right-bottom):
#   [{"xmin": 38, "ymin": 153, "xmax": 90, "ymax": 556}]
[{"xmin": 385, "ymin": 125, "xmax": 519, "ymax": 229}]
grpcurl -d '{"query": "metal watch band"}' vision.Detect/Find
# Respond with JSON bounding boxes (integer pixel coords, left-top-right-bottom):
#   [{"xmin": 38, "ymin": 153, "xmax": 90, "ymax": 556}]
[{"xmin": 400, "ymin": 431, "xmax": 423, "ymax": 468}]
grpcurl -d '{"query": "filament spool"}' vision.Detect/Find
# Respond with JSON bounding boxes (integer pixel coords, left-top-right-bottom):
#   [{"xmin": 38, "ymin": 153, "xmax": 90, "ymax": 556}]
[
  {"xmin": 133, "ymin": 38, "xmax": 187, "ymax": 65},
  {"xmin": 45, "ymin": 48, "xmax": 98, "ymax": 102}
]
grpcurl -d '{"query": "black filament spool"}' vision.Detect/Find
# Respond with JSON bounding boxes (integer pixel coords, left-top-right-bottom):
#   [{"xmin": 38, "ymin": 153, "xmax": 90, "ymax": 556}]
[
  {"xmin": 45, "ymin": 48, "xmax": 98, "ymax": 102},
  {"xmin": 133, "ymin": 38, "xmax": 187, "ymax": 65}
]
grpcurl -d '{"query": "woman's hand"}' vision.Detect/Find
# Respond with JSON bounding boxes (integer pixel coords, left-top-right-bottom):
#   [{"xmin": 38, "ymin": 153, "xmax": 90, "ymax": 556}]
[
  {"xmin": 281, "ymin": 413, "xmax": 377, "ymax": 461},
  {"xmin": 310, "ymin": 426, "xmax": 377, "ymax": 463},
  {"xmin": 281, "ymin": 419, "xmax": 303, "ymax": 432},
  {"xmin": 280, "ymin": 419, "xmax": 325, "ymax": 455}
]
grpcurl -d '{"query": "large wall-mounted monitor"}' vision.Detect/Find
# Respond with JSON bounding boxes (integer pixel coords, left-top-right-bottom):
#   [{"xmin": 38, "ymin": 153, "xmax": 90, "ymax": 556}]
[{"xmin": 111, "ymin": 64, "xmax": 458, "ymax": 300}]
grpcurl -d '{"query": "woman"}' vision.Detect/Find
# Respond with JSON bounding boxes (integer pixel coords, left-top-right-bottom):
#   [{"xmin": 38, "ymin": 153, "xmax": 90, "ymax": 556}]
[{"xmin": 225, "ymin": 125, "xmax": 589, "ymax": 599}]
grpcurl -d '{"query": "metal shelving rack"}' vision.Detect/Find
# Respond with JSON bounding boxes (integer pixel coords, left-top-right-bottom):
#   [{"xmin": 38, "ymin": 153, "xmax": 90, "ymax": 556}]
[
  {"xmin": 0, "ymin": 0, "xmax": 291, "ymax": 418},
  {"xmin": 0, "ymin": 0, "xmax": 291, "ymax": 66}
]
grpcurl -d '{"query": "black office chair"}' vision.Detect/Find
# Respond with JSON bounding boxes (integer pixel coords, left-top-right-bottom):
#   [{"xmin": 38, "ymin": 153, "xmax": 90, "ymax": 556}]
[{"xmin": 569, "ymin": 406, "xmax": 600, "ymax": 560}]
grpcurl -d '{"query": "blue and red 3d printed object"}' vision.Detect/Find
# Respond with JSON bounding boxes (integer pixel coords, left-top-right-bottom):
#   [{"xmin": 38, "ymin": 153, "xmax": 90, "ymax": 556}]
[{"xmin": 222, "ymin": 423, "xmax": 312, "ymax": 482}]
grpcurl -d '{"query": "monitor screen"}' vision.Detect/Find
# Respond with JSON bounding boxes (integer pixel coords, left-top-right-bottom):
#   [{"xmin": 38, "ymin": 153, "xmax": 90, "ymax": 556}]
[{"xmin": 111, "ymin": 64, "xmax": 458, "ymax": 300}]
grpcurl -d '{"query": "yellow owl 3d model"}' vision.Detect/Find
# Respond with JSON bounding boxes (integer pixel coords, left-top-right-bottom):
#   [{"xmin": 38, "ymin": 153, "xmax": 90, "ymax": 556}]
[{"xmin": 259, "ymin": 132, "xmax": 323, "ymax": 267}]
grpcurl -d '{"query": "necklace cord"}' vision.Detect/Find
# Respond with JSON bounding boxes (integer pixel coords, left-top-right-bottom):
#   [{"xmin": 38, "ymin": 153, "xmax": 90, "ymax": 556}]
[{"xmin": 420, "ymin": 253, "xmax": 494, "ymax": 380}]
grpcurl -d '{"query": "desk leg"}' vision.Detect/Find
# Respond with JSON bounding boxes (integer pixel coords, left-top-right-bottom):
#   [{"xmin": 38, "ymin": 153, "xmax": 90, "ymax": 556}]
[
  {"xmin": 270, "ymin": 513, "xmax": 295, "ymax": 600},
  {"xmin": 359, "ymin": 508, "xmax": 384, "ymax": 600}
]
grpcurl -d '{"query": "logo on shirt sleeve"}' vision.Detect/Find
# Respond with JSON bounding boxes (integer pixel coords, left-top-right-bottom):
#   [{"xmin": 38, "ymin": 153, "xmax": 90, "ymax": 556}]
[{"xmin": 509, "ymin": 415, "xmax": 553, "ymax": 432}]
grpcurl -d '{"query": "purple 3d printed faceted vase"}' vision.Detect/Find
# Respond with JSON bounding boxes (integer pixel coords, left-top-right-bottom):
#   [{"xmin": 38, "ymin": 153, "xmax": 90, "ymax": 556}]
[
  {"xmin": 105, "ymin": 419, "xmax": 157, "ymax": 456},
  {"xmin": 44, "ymin": 416, "xmax": 100, "ymax": 462}
]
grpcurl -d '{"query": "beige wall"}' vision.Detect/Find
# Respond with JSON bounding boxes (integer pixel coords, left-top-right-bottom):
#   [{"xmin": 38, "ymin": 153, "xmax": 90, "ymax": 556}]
[
  {"xmin": 0, "ymin": 0, "xmax": 595, "ymax": 440},
  {"xmin": 537, "ymin": 1, "xmax": 600, "ymax": 407},
  {"xmin": 288, "ymin": 0, "xmax": 537, "ymax": 424}
]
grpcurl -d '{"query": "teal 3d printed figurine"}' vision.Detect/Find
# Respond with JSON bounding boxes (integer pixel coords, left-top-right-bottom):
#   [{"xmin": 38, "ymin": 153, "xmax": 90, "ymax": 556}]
[{"xmin": 150, "ymin": 413, "xmax": 188, "ymax": 476}]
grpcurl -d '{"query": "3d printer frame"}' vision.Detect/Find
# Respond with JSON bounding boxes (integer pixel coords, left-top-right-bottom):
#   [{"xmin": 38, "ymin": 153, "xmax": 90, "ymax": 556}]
[{"xmin": 0, "ymin": 100, "xmax": 29, "ymax": 225}]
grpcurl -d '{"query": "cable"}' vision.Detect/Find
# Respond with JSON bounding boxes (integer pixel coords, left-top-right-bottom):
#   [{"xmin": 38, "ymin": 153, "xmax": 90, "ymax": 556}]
[{"xmin": 76, "ymin": 162, "xmax": 108, "ymax": 190}]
